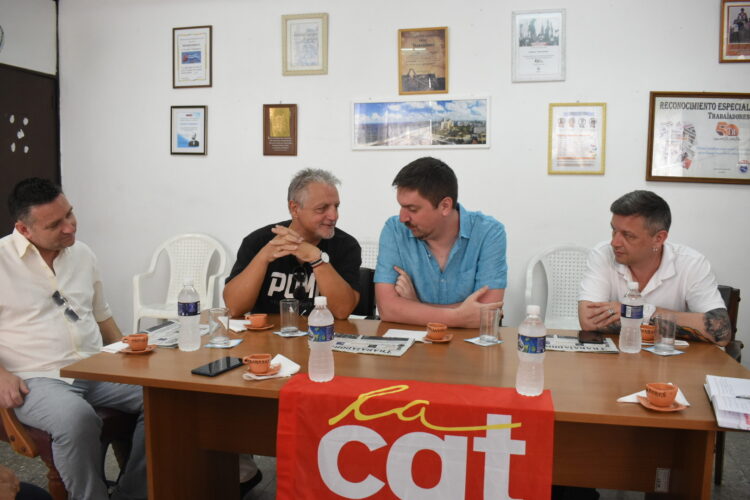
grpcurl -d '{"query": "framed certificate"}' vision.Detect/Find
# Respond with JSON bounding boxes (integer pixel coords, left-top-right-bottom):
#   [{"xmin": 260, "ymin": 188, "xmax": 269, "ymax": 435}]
[
  {"xmin": 511, "ymin": 10, "xmax": 565, "ymax": 82},
  {"xmin": 548, "ymin": 103, "xmax": 606, "ymax": 175},
  {"xmin": 720, "ymin": 0, "xmax": 750, "ymax": 62},
  {"xmin": 398, "ymin": 27, "xmax": 448, "ymax": 94},
  {"xmin": 646, "ymin": 91, "xmax": 750, "ymax": 184},
  {"xmin": 171, "ymin": 106, "xmax": 206, "ymax": 155},
  {"xmin": 282, "ymin": 13, "xmax": 328, "ymax": 75},
  {"xmin": 263, "ymin": 104, "xmax": 298, "ymax": 156},
  {"xmin": 173, "ymin": 26, "xmax": 212, "ymax": 88}
]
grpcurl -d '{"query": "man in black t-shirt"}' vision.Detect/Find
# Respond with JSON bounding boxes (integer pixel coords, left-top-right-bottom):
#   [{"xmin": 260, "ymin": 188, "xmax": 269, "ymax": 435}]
[{"xmin": 224, "ymin": 169, "xmax": 361, "ymax": 318}]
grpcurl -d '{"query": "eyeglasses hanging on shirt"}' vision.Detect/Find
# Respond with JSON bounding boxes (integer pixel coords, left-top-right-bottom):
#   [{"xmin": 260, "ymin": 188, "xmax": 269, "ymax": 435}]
[{"xmin": 52, "ymin": 290, "xmax": 81, "ymax": 322}]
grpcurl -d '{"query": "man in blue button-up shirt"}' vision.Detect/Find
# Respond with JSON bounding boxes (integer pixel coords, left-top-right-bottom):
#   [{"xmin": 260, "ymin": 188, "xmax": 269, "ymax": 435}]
[{"xmin": 374, "ymin": 157, "xmax": 507, "ymax": 327}]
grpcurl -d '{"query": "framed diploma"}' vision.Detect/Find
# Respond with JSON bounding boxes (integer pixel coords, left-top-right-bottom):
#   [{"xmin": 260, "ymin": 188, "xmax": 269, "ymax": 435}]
[
  {"xmin": 171, "ymin": 106, "xmax": 207, "ymax": 155},
  {"xmin": 720, "ymin": 1, "xmax": 750, "ymax": 62},
  {"xmin": 282, "ymin": 13, "xmax": 328, "ymax": 75},
  {"xmin": 263, "ymin": 104, "xmax": 298, "ymax": 156},
  {"xmin": 548, "ymin": 103, "xmax": 606, "ymax": 175},
  {"xmin": 398, "ymin": 27, "xmax": 448, "ymax": 94},
  {"xmin": 511, "ymin": 10, "xmax": 565, "ymax": 82},
  {"xmin": 646, "ymin": 91, "xmax": 750, "ymax": 185},
  {"xmin": 173, "ymin": 26, "xmax": 212, "ymax": 88},
  {"xmin": 352, "ymin": 97, "xmax": 488, "ymax": 150}
]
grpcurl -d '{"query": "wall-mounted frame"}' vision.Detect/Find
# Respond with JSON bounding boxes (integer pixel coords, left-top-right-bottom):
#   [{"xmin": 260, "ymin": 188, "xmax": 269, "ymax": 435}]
[
  {"xmin": 263, "ymin": 104, "xmax": 298, "ymax": 156},
  {"xmin": 646, "ymin": 91, "xmax": 750, "ymax": 185},
  {"xmin": 282, "ymin": 13, "xmax": 328, "ymax": 75},
  {"xmin": 511, "ymin": 10, "xmax": 565, "ymax": 82},
  {"xmin": 171, "ymin": 106, "xmax": 206, "ymax": 155},
  {"xmin": 398, "ymin": 27, "xmax": 448, "ymax": 94},
  {"xmin": 720, "ymin": 1, "xmax": 750, "ymax": 62},
  {"xmin": 548, "ymin": 103, "xmax": 606, "ymax": 175},
  {"xmin": 352, "ymin": 97, "xmax": 488, "ymax": 150},
  {"xmin": 173, "ymin": 26, "xmax": 212, "ymax": 88}
]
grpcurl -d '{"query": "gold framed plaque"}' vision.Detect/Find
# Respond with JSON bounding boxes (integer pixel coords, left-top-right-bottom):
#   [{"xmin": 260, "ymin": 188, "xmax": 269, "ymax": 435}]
[
  {"xmin": 263, "ymin": 104, "xmax": 298, "ymax": 156},
  {"xmin": 398, "ymin": 27, "xmax": 448, "ymax": 95}
]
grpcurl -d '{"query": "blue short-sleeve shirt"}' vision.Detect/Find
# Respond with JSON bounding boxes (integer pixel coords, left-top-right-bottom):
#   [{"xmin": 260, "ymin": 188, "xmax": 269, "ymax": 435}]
[{"xmin": 374, "ymin": 204, "xmax": 507, "ymax": 304}]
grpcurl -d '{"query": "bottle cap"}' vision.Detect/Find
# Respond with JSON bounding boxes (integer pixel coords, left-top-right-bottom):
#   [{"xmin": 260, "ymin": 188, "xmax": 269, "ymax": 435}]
[
  {"xmin": 314, "ymin": 296, "xmax": 327, "ymax": 307},
  {"xmin": 627, "ymin": 281, "xmax": 638, "ymax": 290},
  {"xmin": 526, "ymin": 304, "xmax": 541, "ymax": 315}
]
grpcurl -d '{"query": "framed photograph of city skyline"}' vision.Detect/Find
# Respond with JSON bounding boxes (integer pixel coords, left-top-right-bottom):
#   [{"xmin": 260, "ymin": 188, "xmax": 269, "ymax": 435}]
[
  {"xmin": 173, "ymin": 26, "xmax": 212, "ymax": 88},
  {"xmin": 352, "ymin": 98, "xmax": 488, "ymax": 150},
  {"xmin": 548, "ymin": 103, "xmax": 606, "ymax": 175},
  {"xmin": 511, "ymin": 10, "xmax": 565, "ymax": 82},
  {"xmin": 720, "ymin": 1, "xmax": 750, "ymax": 62},
  {"xmin": 398, "ymin": 27, "xmax": 448, "ymax": 94},
  {"xmin": 171, "ymin": 106, "xmax": 206, "ymax": 155},
  {"xmin": 282, "ymin": 13, "xmax": 328, "ymax": 75}
]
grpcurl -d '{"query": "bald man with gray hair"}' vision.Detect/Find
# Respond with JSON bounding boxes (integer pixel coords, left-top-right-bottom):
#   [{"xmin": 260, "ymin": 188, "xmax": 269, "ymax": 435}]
[{"xmin": 224, "ymin": 169, "xmax": 361, "ymax": 319}]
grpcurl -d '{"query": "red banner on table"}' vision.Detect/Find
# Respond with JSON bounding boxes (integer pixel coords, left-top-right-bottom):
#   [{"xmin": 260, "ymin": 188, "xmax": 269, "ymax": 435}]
[{"xmin": 277, "ymin": 375, "xmax": 554, "ymax": 500}]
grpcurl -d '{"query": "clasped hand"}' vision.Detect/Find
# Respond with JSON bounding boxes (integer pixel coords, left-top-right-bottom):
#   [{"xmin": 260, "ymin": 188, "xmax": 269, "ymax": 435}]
[
  {"xmin": 262, "ymin": 225, "xmax": 320, "ymax": 264},
  {"xmin": 584, "ymin": 301, "xmax": 621, "ymax": 328}
]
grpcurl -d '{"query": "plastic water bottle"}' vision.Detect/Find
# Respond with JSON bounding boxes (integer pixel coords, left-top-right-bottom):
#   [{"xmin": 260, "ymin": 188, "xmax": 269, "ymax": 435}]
[
  {"xmin": 516, "ymin": 305, "xmax": 546, "ymax": 397},
  {"xmin": 177, "ymin": 279, "xmax": 201, "ymax": 352},
  {"xmin": 619, "ymin": 281, "xmax": 643, "ymax": 354},
  {"xmin": 308, "ymin": 296, "xmax": 335, "ymax": 382}
]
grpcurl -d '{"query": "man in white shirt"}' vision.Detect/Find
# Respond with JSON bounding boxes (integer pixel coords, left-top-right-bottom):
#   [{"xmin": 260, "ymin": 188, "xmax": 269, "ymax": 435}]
[
  {"xmin": 578, "ymin": 190, "xmax": 730, "ymax": 345},
  {"xmin": 0, "ymin": 178, "xmax": 146, "ymax": 500}
]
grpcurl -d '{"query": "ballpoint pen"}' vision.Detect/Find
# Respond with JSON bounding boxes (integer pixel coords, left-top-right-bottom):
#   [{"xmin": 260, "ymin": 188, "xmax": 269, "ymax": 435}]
[{"xmin": 736, "ymin": 395, "xmax": 750, "ymax": 400}]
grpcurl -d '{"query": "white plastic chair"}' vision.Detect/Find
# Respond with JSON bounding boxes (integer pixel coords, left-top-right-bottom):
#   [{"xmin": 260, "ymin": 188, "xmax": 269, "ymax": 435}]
[
  {"xmin": 132, "ymin": 234, "xmax": 227, "ymax": 332},
  {"xmin": 360, "ymin": 240, "xmax": 379, "ymax": 270},
  {"xmin": 524, "ymin": 245, "xmax": 591, "ymax": 331}
]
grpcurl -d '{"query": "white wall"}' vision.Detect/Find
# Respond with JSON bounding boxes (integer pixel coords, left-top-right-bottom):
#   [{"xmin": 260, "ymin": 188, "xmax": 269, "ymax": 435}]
[
  {"xmin": 0, "ymin": 0, "xmax": 56, "ymax": 74},
  {"xmin": 58, "ymin": 0, "xmax": 750, "ymax": 364}
]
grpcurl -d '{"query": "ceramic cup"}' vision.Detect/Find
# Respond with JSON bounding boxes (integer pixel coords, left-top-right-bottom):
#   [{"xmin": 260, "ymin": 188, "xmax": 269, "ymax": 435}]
[
  {"xmin": 123, "ymin": 333, "xmax": 148, "ymax": 352},
  {"xmin": 243, "ymin": 353, "xmax": 272, "ymax": 374},
  {"xmin": 646, "ymin": 382, "xmax": 678, "ymax": 407},
  {"xmin": 246, "ymin": 313, "xmax": 268, "ymax": 328},
  {"xmin": 640, "ymin": 324, "xmax": 656, "ymax": 343},
  {"xmin": 426, "ymin": 322, "xmax": 448, "ymax": 341}
]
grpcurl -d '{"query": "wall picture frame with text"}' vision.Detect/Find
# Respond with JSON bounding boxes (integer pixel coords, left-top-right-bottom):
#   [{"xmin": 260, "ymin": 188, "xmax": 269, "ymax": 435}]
[
  {"xmin": 263, "ymin": 104, "xmax": 298, "ymax": 156},
  {"xmin": 720, "ymin": 1, "xmax": 750, "ymax": 62},
  {"xmin": 398, "ymin": 27, "xmax": 448, "ymax": 95},
  {"xmin": 282, "ymin": 13, "xmax": 328, "ymax": 76},
  {"xmin": 173, "ymin": 26, "xmax": 212, "ymax": 88},
  {"xmin": 511, "ymin": 10, "xmax": 565, "ymax": 82},
  {"xmin": 171, "ymin": 106, "xmax": 206, "ymax": 155}
]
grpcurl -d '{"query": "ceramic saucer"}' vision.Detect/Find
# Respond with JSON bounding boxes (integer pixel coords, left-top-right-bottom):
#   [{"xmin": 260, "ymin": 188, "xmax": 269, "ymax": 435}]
[
  {"xmin": 637, "ymin": 395, "xmax": 686, "ymax": 412},
  {"xmin": 426, "ymin": 333, "xmax": 453, "ymax": 344},
  {"xmin": 247, "ymin": 363, "xmax": 281, "ymax": 377},
  {"xmin": 244, "ymin": 323, "xmax": 275, "ymax": 331},
  {"xmin": 122, "ymin": 345, "xmax": 156, "ymax": 355}
]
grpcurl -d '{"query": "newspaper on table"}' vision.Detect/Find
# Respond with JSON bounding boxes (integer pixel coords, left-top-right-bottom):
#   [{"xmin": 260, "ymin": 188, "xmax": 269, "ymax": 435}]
[
  {"xmin": 545, "ymin": 334, "xmax": 619, "ymax": 353},
  {"xmin": 332, "ymin": 334, "xmax": 414, "ymax": 357}
]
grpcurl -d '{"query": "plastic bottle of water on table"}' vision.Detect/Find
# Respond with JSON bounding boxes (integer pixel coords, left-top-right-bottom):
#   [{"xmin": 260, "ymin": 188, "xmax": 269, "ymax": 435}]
[
  {"xmin": 308, "ymin": 296, "xmax": 335, "ymax": 382},
  {"xmin": 516, "ymin": 305, "xmax": 546, "ymax": 397},
  {"xmin": 619, "ymin": 281, "xmax": 643, "ymax": 354},
  {"xmin": 177, "ymin": 279, "xmax": 201, "ymax": 352}
]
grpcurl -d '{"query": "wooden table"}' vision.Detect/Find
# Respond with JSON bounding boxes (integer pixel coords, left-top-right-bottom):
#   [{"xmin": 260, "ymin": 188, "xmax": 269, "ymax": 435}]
[{"xmin": 61, "ymin": 317, "xmax": 750, "ymax": 499}]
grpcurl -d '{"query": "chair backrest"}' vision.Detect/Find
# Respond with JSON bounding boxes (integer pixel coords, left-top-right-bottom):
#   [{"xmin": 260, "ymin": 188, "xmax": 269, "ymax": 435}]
[
  {"xmin": 717, "ymin": 285, "xmax": 740, "ymax": 341},
  {"xmin": 360, "ymin": 240, "xmax": 379, "ymax": 270},
  {"xmin": 158, "ymin": 234, "xmax": 227, "ymax": 306},
  {"xmin": 525, "ymin": 245, "xmax": 590, "ymax": 330},
  {"xmin": 352, "ymin": 267, "xmax": 376, "ymax": 317}
]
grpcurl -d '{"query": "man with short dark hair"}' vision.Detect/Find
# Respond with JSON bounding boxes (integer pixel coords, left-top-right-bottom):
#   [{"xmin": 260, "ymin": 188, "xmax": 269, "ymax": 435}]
[
  {"xmin": 374, "ymin": 157, "xmax": 506, "ymax": 328},
  {"xmin": 224, "ymin": 168, "xmax": 361, "ymax": 319},
  {"xmin": 578, "ymin": 190, "xmax": 730, "ymax": 345},
  {"xmin": 0, "ymin": 178, "xmax": 146, "ymax": 500}
]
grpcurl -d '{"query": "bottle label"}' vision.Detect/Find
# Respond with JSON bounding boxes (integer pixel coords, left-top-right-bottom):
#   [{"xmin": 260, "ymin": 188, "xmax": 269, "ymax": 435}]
[
  {"xmin": 620, "ymin": 304, "xmax": 643, "ymax": 320},
  {"xmin": 518, "ymin": 334, "xmax": 546, "ymax": 354},
  {"xmin": 309, "ymin": 324, "xmax": 334, "ymax": 342},
  {"xmin": 178, "ymin": 301, "xmax": 200, "ymax": 316}
]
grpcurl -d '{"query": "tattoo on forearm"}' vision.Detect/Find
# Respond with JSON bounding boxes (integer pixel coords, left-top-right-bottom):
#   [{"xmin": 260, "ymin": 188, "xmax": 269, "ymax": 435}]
[
  {"xmin": 675, "ymin": 325, "xmax": 705, "ymax": 343},
  {"xmin": 704, "ymin": 308, "xmax": 731, "ymax": 344}
]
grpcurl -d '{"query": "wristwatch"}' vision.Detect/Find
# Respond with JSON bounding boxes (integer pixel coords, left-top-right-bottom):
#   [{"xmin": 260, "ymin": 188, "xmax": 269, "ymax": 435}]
[{"xmin": 310, "ymin": 251, "xmax": 329, "ymax": 268}]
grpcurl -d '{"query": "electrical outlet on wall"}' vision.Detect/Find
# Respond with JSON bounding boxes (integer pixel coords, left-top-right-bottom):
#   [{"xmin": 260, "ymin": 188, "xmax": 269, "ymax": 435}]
[{"xmin": 654, "ymin": 468, "xmax": 670, "ymax": 493}]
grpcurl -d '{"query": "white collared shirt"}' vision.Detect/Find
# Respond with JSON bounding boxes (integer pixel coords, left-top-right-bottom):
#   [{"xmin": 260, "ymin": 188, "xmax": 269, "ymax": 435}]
[
  {"xmin": 0, "ymin": 229, "xmax": 111, "ymax": 380},
  {"xmin": 579, "ymin": 240, "xmax": 726, "ymax": 313}
]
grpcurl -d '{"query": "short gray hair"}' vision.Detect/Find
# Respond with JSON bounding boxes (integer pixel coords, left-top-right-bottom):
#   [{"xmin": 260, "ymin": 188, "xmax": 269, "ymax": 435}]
[{"xmin": 287, "ymin": 169, "xmax": 340, "ymax": 206}]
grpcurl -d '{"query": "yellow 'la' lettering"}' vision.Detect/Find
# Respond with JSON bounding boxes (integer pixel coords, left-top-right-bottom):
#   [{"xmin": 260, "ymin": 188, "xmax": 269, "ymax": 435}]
[{"xmin": 328, "ymin": 385, "xmax": 521, "ymax": 432}]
